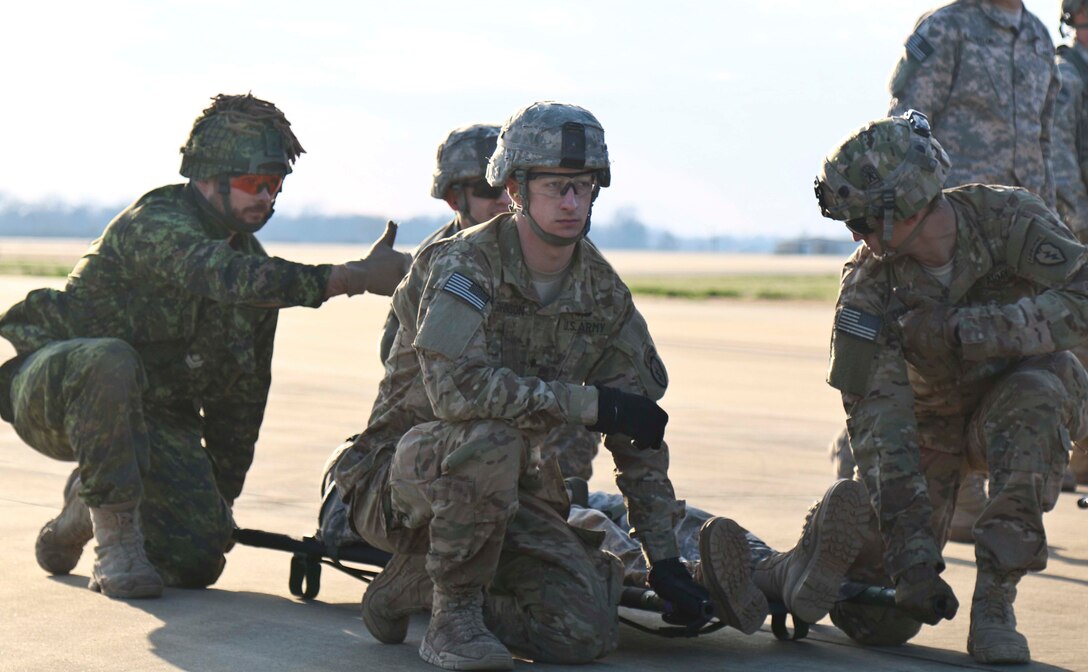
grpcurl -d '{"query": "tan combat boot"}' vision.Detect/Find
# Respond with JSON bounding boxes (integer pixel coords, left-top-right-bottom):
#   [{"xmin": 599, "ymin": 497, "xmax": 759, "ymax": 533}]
[
  {"xmin": 419, "ymin": 588, "xmax": 513, "ymax": 671},
  {"xmin": 949, "ymin": 473, "xmax": 987, "ymax": 543},
  {"xmin": 967, "ymin": 568, "xmax": 1030, "ymax": 664},
  {"xmin": 695, "ymin": 517, "xmax": 769, "ymax": 634},
  {"xmin": 36, "ymin": 469, "xmax": 93, "ymax": 575},
  {"xmin": 88, "ymin": 503, "xmax": 163, "ymax": 599},
  {"xmin": 750, "ymin": 479, "xmax": 870, "ymax": 623},
  {"xmin": 361, "ymin": 552, "xmax": 433, "ymax": 644}
]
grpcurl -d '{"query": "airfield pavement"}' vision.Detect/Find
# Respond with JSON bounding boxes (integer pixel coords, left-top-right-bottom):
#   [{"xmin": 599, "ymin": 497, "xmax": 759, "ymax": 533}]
[{"xmin": 0, "ymin": 244, "xmax": 1084, "ymax": 671}]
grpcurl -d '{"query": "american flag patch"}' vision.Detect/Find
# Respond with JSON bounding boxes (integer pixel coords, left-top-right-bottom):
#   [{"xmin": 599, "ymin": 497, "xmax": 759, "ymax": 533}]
[
  {"xmin": 443, "ymin": 272, "xmax": 490, "ymax": 311},
  {"xmin": 906, "ymin": 33, "xmax": 934, "ymax": 62},
  {"xmin": 837, "ymin": 306, "xmax": 882, "ymax": 342}
]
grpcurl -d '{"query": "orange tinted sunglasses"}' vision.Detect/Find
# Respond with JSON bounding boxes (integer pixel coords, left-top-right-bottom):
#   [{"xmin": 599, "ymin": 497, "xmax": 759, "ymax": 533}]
[{"xmin": 230, "ymin": 173, "xmax": 284, "ymax": 196}]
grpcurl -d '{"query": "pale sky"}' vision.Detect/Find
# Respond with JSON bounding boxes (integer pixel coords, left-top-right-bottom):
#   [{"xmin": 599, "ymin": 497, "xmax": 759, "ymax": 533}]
[{"xmin": 0, "ymin": 0, "xmax": 1071, "ymax": 239}]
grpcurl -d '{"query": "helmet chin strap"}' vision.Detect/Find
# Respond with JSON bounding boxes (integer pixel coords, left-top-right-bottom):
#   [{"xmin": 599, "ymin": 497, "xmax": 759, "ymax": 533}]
[
  {"xmin": 454, "ymin": 189, "xmax": 480, "ymax": 228},
  {"xmin": 515, "ymin": 171, "xmax": 594, "ymax": 248},
  {"xmin": 215, "ymin": 176, "xmax": 273, "ymax": 235},
  {"xmin": 872, "ymin": 196, "xmax": 938, "ymax": 262}
]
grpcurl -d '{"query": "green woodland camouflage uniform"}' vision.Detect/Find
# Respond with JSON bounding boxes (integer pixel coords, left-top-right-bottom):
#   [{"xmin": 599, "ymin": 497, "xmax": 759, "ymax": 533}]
[
  {"xmin": 817, "ymin": 114, "xmax": 1088, "ymax": 651},
  {"xmin": 335, "ymin": 214, "xmax": 680, "ymax": 663},
  {"xmin": 0, "ymin": 96, "xmax": 332, "ymax": 586},
  {"xmin": 888, "ymin": 0, "xmax": 1059, "ymax": 206}
]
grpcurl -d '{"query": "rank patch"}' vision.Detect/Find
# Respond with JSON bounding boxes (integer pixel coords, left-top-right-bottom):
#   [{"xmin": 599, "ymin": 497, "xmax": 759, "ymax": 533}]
[
  {"xmin": 906, "ymin": 33, "xmax": 934, "ymax": 62},
  {"xmin": 443, "ymin": 272, "xmax": 490, "ymax": 311},
  {"xmin": 836, "ymin": 306, "xmax": 882, "ymax": 342}
]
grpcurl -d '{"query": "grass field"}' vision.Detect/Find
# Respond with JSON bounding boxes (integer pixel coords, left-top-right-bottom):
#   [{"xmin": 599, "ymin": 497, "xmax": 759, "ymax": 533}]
[{"xmin": 0, "ymin": 238, "xmax": 850, "ymax": 302}]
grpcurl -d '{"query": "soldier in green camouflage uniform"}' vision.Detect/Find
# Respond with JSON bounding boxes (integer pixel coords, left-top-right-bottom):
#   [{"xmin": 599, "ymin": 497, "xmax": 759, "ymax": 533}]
[
  {"xmin": 814, "ymin": 111, "xmax": 1088, "ymax": 664},
  {"xmin": 1054, "ymin": 0, "xmax": 1088, "ymax": 484},
  {"xmin": 0, "ymin": 93, "xmax": 408, "ymax": 600},
  {"xmin": 334, "ymin": 102, "xmax": 767, "ymax": 671}
]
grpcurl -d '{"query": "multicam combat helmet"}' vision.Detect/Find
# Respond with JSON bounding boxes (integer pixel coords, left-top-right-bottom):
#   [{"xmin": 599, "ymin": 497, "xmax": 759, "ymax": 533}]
[
  {"xmin": 487, "ymin": 101, "xmax": 610, "ymax": 246},
  {"xmin": 814, "ymin": 110, "xmax": 950, "ymax": 250},
  {"xmin": 431, "ymin": 124, "xmax": 501, "ymax": 199},
  {"xmin": 180, "ymin": 93, "xmax": 304, "ymax": 180}
]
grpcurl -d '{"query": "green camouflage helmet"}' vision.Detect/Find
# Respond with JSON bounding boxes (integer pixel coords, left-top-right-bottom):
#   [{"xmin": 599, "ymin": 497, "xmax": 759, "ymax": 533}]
[
  {"xmin": 486, "ymin": 101, "xmax": 610, "ymax": 187},
  {"xmin": 814, "ymin": 110, "xmax": 950, "ymax": 227},
  {"xmin": 431, "ymin": 124, "xmax": 501, "ymax": 199},
  {"xmin": 179, "ymin": 93, "xmax": 305, "ymax": 179}
]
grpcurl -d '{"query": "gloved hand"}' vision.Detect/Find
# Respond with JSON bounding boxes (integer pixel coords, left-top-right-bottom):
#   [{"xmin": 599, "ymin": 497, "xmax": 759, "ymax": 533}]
[
  {"xmin": 894, "ymin": 563, "xmax": 959, "ymax": 625},
  {"xmin": 647, "ymin": 557, "xmax": 715, "ymax": 628},
  {"xmin": 327, "ymin": 220, "xmax": 412, "ymax": 298},
  {"xmin": 587, "ymin": 386, "xmax": 668, "ymax": 450},
  {"xmin": 895, "ymin": 288, "xmax": 960, "ymax": 351}
]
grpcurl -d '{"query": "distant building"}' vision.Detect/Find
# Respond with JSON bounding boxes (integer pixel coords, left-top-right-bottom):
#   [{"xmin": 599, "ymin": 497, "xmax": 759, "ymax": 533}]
[{"xmin": 774, "ymin": 237, "xmax": 859, "ymax": 255}]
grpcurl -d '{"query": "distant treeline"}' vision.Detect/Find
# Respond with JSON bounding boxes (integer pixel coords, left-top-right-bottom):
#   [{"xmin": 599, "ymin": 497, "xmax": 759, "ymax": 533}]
[{"xmin": 0, "ymin": 198, "xmax": 782, "ymax": 252}]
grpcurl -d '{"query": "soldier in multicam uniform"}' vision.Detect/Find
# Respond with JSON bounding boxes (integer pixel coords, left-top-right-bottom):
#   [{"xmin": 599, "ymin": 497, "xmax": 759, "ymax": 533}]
[
  {"xmin": 327, "ymin": 102, "xmax": 870, "ymax": 670},
  {"xmin": 1054, "ymin": 0, "xmax": 1088, "ymax": 484},
  {"xmin": 829, "ymin": 0, "xmax": 1064, "ymax": 537},
  {"xmin": 0, "ymin": 93, "xmax": 408, "ymax": 600},
  {"xmin": 814, "ymin": 110, "xmax": 1088, "ymax": 664},
  {"xmin": 376, "ymin": 122, "xmax": 602, "ymax": 481}
]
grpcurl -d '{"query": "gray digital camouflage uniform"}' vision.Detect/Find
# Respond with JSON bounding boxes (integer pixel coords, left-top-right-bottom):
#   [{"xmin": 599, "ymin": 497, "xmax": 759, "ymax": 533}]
[
  {"xmin": 888, "ymin": 0, "xmax": 1059, "ymax": 206},
  {"xmin": 1055, "ymin": 40, "xmax": 1088, "ymax": 241},
  {"xmin": 0, "ymin": 183, "xmax": 331, "ymax": 586},
  {"xmin": 335, "ymin": 213, "xmax": 681, "ymax": 663},
  {"xmin": 829, "ymin": 185, "xmax": 1088, "ymax": 589}
]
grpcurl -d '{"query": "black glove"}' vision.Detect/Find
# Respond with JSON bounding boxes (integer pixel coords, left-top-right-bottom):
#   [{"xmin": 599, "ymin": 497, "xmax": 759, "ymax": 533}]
[
  {"xmin": 894, "ymin": 563, "xmax": 959, "ymax": 625},
  {"xmin": 647, "ymin": 557, "xmax": 715, "ymax": 628},
  {"xmin": 588, "ymin": 386, "xmax": 668, "ymax": 450}
]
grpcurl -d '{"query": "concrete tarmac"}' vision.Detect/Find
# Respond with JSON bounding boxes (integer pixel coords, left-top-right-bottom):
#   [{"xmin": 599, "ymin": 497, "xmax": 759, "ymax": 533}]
[{"xmin": 0, "ymin": 260, "xmax": 1084, "ymax": 672}]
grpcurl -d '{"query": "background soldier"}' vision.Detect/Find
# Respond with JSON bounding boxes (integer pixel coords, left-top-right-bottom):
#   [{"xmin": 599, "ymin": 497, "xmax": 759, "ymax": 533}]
[
  {"xmin": 815, "ymin": 111, "xmax": 1088, "ymax": 664},
  {"xmin": 829, "ymin": 0, "xmax": 1063, "ymax": 539},
  {"xmin": 1054, "ymin": 0, "xmax": 1088, "ymax": 484},
  {"xmin": 0, "ymin": 93, "xmax": 408, "ymax": 600}
]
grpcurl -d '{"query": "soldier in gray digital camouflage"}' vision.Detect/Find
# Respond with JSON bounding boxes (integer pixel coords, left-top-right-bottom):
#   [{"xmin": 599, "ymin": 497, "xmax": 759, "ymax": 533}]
[
  {"xmin": 829, "ymin": 0, "xmax": 1064, "ymax": 540},
  {"xmin": 814, "ymin": 110, "xmax": 1088, "ymax": 664},
  {"xmin": 0, "ymin": 93, "xmax": 409, "ymax": 600},
  {"xmin": 326, "ymin": 101, "xmax": 869, "ymax": 670},
  {"xmin": 1053, "ymin": 0, "xmax": 1088, "ymax": 485}
]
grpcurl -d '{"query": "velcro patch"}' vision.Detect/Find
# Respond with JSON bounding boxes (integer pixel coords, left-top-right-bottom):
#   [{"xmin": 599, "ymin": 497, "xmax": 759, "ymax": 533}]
[
  {"xmin": 1031, "ymin": 240, "xmax": 1067, "ymax": 266},
  {"xmin": 836, "ymin": 306, "xmax": 882, "ymax": 342},
  {"xmin": 443, "ymin": 272, "xmax": 490, "ymax": 311},
  {"xmin": 906, "ymin": 33, "xmax": 934, "ymax": 62}
]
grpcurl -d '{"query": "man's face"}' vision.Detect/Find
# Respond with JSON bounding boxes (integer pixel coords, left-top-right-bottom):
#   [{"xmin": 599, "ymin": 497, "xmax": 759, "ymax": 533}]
[
  {"xmin": 510, "ymin": 167, "xmax": 596, "ymax": 238},
  {"xmin": 196, "ymin": 173, "xmax": 281, "ymax": 227},
  {"xmin": 448, "ymin": 178, "xmax": 511, "ymax": 225}
]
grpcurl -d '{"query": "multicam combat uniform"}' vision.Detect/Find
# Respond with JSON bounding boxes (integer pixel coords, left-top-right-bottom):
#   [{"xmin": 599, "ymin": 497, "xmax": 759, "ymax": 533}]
[
  {"xmin": 888, "ymin": 0, "xmax": 1059, "ymax": 205},
  {"xmin": 335, "ymin": 213, "xmax": 681, "ymax": 663},
  {"xmin": 828, "ymin": 185, "xmax": 1088, "ymax": 586},
  {"xmin": 0, "ymin": 183, "xmax": 330, "ymax": 586}
]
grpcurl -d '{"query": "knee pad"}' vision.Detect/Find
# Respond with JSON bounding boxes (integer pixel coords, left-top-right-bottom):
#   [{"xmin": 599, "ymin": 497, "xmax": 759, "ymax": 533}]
[{"xmin": 830, "ymin": 601, "xmax": 922, "ymax": 646}]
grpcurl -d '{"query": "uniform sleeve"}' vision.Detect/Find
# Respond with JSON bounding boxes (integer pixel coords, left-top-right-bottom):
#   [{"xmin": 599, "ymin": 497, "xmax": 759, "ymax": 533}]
[
  {"xmin": 1054, "ymin": 58, "xmax": 1088, "ymax": 240},
  {"xmin": 1040, "ymin": 51, "xmax": 1062, "ymax": 208},
  {"xmin": 956, "ymin": 205, "xmax": 1088, "ymax": 359},
  {"xmin": 887, "ymin": 12, "xmax": 956, "ymax": 121},
  {"xmin": 409, "ymin": 246, "xmax": 597, "ymax": 431},
  {"xmin": 200, "ymin": 308, "xmax": 277, "ymax": 504},
  {"xmin": 828, "ymin": 264, "xmax": 943, "ymax": 579},
  {"xmin": 113, "ymin": 209, "xmax": 332, "ymax": 309},
  {"xmin": 585, "ymin": 306, "xmax": 682, "ymax": 562}
]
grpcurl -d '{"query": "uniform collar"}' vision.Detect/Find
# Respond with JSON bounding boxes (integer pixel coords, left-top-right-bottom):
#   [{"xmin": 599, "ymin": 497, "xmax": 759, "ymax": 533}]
[{"xmin": 497, "ymin": 216, "xmax": 596, "ymax": 313}]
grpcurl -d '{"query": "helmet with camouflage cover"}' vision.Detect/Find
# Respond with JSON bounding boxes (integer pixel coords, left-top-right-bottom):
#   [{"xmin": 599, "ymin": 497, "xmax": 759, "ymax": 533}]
[
  {"xmin": 431, "ymin": 124, "xmax": 501, "ymax": 199},
  {"xmin": 180, "ymin": 93, "xmax": 304, "ymax": 180},
  {"xmin": 487, "ymin": 101, "xmax": 610, "ymax": 246},
  {"xmin": 814, "ymin": 110, "xmax": 949, "ymax": 238}
]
